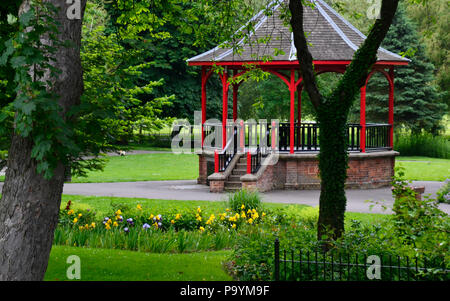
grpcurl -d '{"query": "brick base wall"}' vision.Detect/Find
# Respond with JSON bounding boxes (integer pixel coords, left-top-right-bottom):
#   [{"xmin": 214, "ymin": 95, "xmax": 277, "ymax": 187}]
[{"xmin": 250, "ymin": 151, "xmax": 397, "ymax": 191}]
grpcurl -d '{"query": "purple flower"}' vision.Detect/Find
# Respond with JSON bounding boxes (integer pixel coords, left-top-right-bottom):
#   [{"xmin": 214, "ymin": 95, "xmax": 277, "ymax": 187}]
[
  {"xmin": 143, "ymin": 223, "xmax": 151, "ymax": 230},
  {"xmin": 124, "ymin": 227, "xmax": 129, "ymax": 233},
  {"xmin": 126, "ymin": 218, "xmax": 134, "ymax": 225},
  {"xmin": 158, "ymin": 222, "xmax": 162, "ymax": 227},
  {"xmin": 103, "ymin": 217, "xmax": 109, "ymax": 224}
]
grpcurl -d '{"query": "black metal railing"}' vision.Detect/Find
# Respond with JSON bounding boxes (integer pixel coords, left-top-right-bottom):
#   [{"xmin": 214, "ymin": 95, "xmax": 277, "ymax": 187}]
[
  {"xmin": 347, "ymin": 124, "xmax": 361, "ymax": 151},
  {"xmin": 250, "ymin": 146, "xmax": 263, "ymax": 174},
  {"xmin": 365, "ymin": 123, "xmax": 392, "ymax": 150},
  {"xmin": 274, "ymin": 239, "xmax": 449, "ymax": 281},
  {"xmin": 217, "ymin": 126, "xmax": 238, "ymax": 172}
]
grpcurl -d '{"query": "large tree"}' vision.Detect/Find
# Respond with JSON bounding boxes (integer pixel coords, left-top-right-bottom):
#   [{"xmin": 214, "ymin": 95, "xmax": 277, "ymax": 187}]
[
  {"xmin": 289, "ymin": 0, "xmax": 401, "ymax": 241},
  {"xmin": 0, "ymin": 0, "xmax": 87, "ymax": 280}
]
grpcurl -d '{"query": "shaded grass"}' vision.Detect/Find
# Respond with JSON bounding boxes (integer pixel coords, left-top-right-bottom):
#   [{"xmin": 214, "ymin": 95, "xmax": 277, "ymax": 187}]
[
  {"xmin": 71, "ymin": 153, "xmax": 198, "ymax": 183},
  {"xmin": 396, "ymin": 156, "xmax": 450, "ymax": 181},
  {"xmin": 45, "ymin": 246, "xmax": 232, "ymax": 281}
]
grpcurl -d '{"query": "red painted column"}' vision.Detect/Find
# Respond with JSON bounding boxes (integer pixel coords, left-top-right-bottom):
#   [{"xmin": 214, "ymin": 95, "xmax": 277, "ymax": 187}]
[
  {"xmin": 233, "ymin": 84, "xmax": 238, "ymax": 121},
  {"xmin": 289, "ymin": 69, "xmax": 295, "ymax": 154},
  {"xmin": 247, "ymin": 151, "xmax": 251, "ymax": 174},
  {"xmin": 360, "ymin": 86, "xmax": 367, "ymax": 153},
  {"xmin": 214, "ymin": 150, "xmax": 219, "ymax": 173},
  {"xmin": 221, "ymin": 71, "xmax": 229, "ymax": 149},
  {"xmin": 201, "ymin": 68, "xmax": 207, "ymax": 147},
  {"xmin": 389, "ymin": 68, "xmax": 395, "ymax": 149},
  {"xmin": 297, "ymin": 86, "xmax": 302, "ymax": 123}
]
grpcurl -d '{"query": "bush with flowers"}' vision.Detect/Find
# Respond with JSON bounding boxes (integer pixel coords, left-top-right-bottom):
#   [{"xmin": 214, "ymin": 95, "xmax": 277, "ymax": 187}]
[{"xmin": 55, "ymin": 195, "xmax": 271, "ymax": 253}]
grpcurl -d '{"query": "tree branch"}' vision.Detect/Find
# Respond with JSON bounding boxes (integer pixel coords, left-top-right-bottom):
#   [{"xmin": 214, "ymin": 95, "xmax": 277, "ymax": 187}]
[
  {"xmin": 338, "ymin": 0, "xmax": 399, "ymax": 96},
  {"xmin": 289, "ymin": 0, "xmax": 321, "ymax": 110}
]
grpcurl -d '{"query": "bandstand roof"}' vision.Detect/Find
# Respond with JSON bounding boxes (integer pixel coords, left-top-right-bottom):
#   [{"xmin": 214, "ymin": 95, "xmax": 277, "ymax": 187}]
[{"xmin": 187, "ymin": 0, "xmax": 409, "ymax": 66}]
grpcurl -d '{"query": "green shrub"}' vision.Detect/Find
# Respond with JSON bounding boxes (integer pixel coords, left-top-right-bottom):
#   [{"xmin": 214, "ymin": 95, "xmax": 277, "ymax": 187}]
[
  {"xmin": 227, "ymin": 189, "xmax": 262, "ymax": 213},
  {"xmin": 394, "ymin": 132, "xmax": 450, "ymax": 159},
  {"xmin": 436, "ymin": 179, "xmax": 450, "ymax": 204}
]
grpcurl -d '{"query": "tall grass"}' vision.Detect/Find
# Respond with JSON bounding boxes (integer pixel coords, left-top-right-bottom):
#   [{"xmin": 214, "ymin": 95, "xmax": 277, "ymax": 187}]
[
  {"xmin": 53, "ymin": 226, "xmax": 236, "ymax": 253},
  {"xmin": 394, "ymin": 132, "xmax": 450, "ymax": 159}
]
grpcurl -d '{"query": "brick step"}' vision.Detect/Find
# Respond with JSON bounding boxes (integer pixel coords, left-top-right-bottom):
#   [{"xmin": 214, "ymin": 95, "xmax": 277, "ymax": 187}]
[
  {"xmin": 232, "ymin": 169, "xmax": 246, "ymax": 176},
  {"xmin": 228, "ymin": 175, "xmax": 241, "ymax": 182},
  {"xmin": 224, "ymin": 187, "xmax": 241, "ymax": 192},
  {"xmin": 224, "ymin": 181, "xmax": 242, "ymax": 189},
  {"xmin": 236, "ymin": 163, "xmax": 247, "ymax": 168}
]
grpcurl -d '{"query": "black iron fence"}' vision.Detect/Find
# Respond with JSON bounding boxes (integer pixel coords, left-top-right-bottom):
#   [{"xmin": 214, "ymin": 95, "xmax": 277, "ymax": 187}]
[
  {"xmin": 365, "ymin": 123, "xmax": 392, "ymax": 150},
  {"xmin": 250, "ymin": 146, "xmax": 263, "ymax": 174},
  {"xmin": 274, "ymin": 239, "xmax": 449, "ymax": 281},
  {"xmin": 217, "ymin": 126, "xmax": 238, "ymax": 172}
]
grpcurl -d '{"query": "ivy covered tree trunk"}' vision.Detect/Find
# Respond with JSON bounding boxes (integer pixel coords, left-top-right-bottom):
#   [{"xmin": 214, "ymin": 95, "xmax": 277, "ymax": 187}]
[
  {"xmin": 289, "ymin": 0, "xmax": 399, "ymax": 243},
  {"xmin": 0, "ymin": 0, "xmax": 86, "ymax": 280},
  {"xmin": 316, "ymin": 105, "xmax": 350, "ymax": 240}
]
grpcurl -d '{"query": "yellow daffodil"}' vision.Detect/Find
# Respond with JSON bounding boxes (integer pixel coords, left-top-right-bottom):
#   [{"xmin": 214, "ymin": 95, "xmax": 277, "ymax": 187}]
[
  {"xmin": 78, "ymin": 213, "xmax": 82, "ymax": 218},
  {"xmin": 175, "ymin": 214, "xmax": 181, "ymax": 220},
  {"xmin": 199, "ymin": 226, "xmax": 205, "ymax": 232},
  {"xmin": 113, "ymin": 221, "xmax": 118, "ymax": 227},
  {"xmin": 105, "ymin": 224, "xmax": 111, "ymax": 230},
  {"xmin": 116, "ymin": 210, "xmax": 122, "ymax": 215},
  {"xmin": 171, "ymin": 220, "xmax": 175, "ymax": 224},
  {"xmin": 197, "ymin": 207, "xmax": 202, "ymax": 213},
  {"xmin": 226, "ymin": 208, "xmax": 230, "ymax": 212},
  {"xmin": 67, "ymin": 209, "xmax": 74, "ymax": 215},
  {"xmin": 78, "ymin": 226, "xmax": 84, "ymax": 230},
  {"xmin": 91, "ymin": 222, "xmax": 96, "ymax": 228},
  {"xmin": 241, "ymin": 204, "xmax": 245, "ymax": 210},
  {"xmin": 241, "ymin": 211, "xmax": 246, "ymax": 218},
  {"xmin": 149, "ymin": 214, "xmax": 154, "ymax": 219},
  {"xmin": 248, "ymin": 218, "xmax": 253, "ymax": 224},
  {"xmin": 137, "ymin": 204, "xmax": 142, "ymax": 210},
  {"xmin": 73, "ymin": 218, "xmax": 78, "ymax": 224},
  {"xmin": 196, "ymin": 216, "xmax": 202, "ymax": 222},
  {"xmin": 232, "ymin": 224, "xmax": 236, "ymax": 229}
]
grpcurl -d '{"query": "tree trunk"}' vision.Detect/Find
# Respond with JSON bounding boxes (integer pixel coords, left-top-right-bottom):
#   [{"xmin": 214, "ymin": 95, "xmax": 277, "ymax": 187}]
[
  {"xmin": 316, "ymin": 105, "xmax": 349, "ymax": 242},
  {"xmin": 0, "ymin": 0, "xmax": 86, "ymax": 280},
  {"xmin": 289, "ymin": 0, "xmax": 399, "ymax": 244}
]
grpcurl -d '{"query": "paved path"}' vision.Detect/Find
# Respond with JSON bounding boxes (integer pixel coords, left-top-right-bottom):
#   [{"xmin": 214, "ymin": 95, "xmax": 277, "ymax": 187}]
[
  {"xmin": 0, "ymin": 180, "xmax": 447, "ymax": 214},
  {"xmin": 58, "ymin": 180, "xmax": 449, "ymax": 215}
]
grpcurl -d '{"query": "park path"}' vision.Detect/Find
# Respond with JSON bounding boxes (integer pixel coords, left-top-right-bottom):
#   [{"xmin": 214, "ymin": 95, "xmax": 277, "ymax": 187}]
[
  {"xmin": 57, "ymin": 180, "xmax": 449, "ymax": 215},
  {"xmin": 0, "ymin": 179, "xmax": 447, "ymax": 214}
]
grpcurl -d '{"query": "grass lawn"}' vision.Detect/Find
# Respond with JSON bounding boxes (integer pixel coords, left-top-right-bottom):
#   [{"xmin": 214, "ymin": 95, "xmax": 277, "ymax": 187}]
[
  {"xmin": 45, "ymin": 246, "xmax": 232, "ymax": 281},
  {"xmin": 396, "ymin": 156, "xmax": 450, "ymax": 181},
  {"xmin": 71, "ymin": 153, "xmax": 198, "ymax": 183}
]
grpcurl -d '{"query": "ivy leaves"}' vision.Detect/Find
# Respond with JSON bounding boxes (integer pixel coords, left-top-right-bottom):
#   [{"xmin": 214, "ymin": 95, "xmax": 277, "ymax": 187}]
[{"xmin": 0, "ymin": 1, "xmax": 73, "ymax": 179}]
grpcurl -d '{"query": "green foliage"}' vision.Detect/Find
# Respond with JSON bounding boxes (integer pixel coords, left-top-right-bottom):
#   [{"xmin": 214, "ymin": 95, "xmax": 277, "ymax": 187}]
[
  {"xmin": 391, "ymin": 167, "xmax": 449, "ymax": 260},
  {"xmin": 0, "ymin": 1, "xmax": 78, "ymax": 178},
  {"xmin": 394, "ymin": 131, "xmax": 450, "ymax": 158},
  {"xmin": 406, "ymin": 0, "xmax": 450, "ymax": 110},
  {"xmin": 227, "ymin": 189, "xmax": 262, "ymax": 212},
  {"xmin": 363, "ymin": 6, "xmax": 447, "ymax": 134},
  {"xmin": 436, "ymin": 180, "xmax": 450, "ymax": 204}
]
